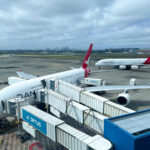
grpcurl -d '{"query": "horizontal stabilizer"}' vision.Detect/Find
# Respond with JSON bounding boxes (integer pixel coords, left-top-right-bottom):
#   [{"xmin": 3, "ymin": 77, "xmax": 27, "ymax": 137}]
[{"xmin": 17, "ymin": 71, "xmax": 37, "ymax": 79}]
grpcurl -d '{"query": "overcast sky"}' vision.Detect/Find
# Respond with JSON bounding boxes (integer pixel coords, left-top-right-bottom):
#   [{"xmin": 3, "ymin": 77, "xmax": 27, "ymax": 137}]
[{"xmin": 0, "ymin": 0, "xmax": 150, "ymax": 50}]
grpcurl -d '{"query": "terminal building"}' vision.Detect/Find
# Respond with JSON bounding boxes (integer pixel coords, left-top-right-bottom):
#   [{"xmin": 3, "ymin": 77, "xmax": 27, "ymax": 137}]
[{"xmin": 104, "ymin": 109, "xmax": 150, "ymax": 150}]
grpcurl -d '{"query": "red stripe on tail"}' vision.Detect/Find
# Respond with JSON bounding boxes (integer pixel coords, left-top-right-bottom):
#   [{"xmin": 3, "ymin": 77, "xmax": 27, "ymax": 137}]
[
  {"xmin": 144, "ymin": 56, "xmax": 150, "ymax": 64},
  {"xmin": 82, "ymin": 43, "xmax": 93, "ymax": 77}
]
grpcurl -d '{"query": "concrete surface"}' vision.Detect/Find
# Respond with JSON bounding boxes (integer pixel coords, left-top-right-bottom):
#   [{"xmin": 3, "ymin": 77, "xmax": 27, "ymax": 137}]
[
  {"xmin": 0, "ymin": 54, "xmax": 150, "ymax": 150},
  {"xmin": 0, "ymin": 55, "xmax": 150, "ymax": 111}
]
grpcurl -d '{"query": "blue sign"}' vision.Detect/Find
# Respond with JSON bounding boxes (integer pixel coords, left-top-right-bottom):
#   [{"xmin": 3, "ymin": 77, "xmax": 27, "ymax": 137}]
[{"xmin": 22, "ymin": 109, "xmax": 47, "ymax": 135}]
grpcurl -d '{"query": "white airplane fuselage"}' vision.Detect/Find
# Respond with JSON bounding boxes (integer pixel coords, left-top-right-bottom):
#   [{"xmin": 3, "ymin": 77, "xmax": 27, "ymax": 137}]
[
  {"xmin": 0, "ymin": 68, "xmax": 85, "ymax": 115},
  {"xmin": 0, "ymin": 68, "xmax": 84, "ymax": 100},
  {"xmin": 95, "ymin": 58, "xmax": 150, "ymax": 69}
]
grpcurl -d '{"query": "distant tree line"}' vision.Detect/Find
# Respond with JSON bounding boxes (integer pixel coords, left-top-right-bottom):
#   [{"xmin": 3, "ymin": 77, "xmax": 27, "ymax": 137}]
[{"xmin": 0, "ymin": 48, "xmax": 140, "ymax": 55}]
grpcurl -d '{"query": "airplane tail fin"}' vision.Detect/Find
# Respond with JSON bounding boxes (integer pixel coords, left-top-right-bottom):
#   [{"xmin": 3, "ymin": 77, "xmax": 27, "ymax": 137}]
[
  {"xmin": 82, "ymin": 43, "xmax": 93, "ymax": 77},
  {"xmin": 144, "ymin": 56, "xmax": 150, "ymax": 64}
]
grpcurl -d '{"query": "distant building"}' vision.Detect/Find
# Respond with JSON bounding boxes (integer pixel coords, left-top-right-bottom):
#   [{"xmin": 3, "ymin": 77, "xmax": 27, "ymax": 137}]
[
  {"xmin": 105, "ymin": 51, "xmax": 112, "ymax": 54},
  {"xmin": 42, "ymin": 51, "xmax": 48, "ymax": 54},
  {"xmin": 137, "ymin": 50, "xmax": 150, "ymax": 55}
]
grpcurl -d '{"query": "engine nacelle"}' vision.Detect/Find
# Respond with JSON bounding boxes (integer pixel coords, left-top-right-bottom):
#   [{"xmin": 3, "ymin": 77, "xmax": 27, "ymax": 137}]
[
  {"xmin": 117, "ymin": 92, "xmax": 130, "ymax": 106},
  {"xmin": 131, "ymin": 65, "xmax": 139, "ymax": 70},
  {"xmin": 119, "ymin": 65, "xmax": 126, "ymax": 70}
]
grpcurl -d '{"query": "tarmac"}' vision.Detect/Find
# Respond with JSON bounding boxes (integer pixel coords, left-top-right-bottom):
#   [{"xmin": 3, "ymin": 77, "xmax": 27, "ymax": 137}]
[
  {"xmin": 0, "ymin": 54, "xmax": 150, "ymax": 149},
  {"xmin": 0, "ymin": 55, "xmax": 150, "ymax": 111}
]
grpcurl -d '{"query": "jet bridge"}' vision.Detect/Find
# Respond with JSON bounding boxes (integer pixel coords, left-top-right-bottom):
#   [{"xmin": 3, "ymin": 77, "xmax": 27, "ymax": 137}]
[
  {"xmin": 21, "ymin": 105, "xmax": 112, "ymax": 150},
  {"xmin": 3, "ymin": 96, "xmax": 35, "ymax": 117},
  {"xmin": 1, "ymin": 79, "xmax": 136, "ymax": 150}
]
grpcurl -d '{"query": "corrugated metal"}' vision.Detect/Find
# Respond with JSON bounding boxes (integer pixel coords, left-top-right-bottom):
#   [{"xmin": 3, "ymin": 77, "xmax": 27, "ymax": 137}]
[
  {"xmin": 46, "ymin": 89, "xmax": 70, "ymax": 113},
  {"xmin": 56, "ymin": 123, "xmax": 90, "ymax": 150},
  {"xmin": 21, "ymin": 105, "xmax": 64, "ymax": 142},
  {"xmin": 22, "ymin": 121, "xmax": 36, "ymax": 137},
  {"xmin": 56, "ymin": 80, "xmax": 83, "ymax": 102},
  {"xmin": 47, "ymin": 123, "xmax": 56, "ymax": 142},
  {"xmin": 67, "ymin": 101, "xmax": 89, "ymax": 124},
  {"xmin": 80, "ymin": 91, "xmax": 108, "ymax": 113},
  {"xmin": 45, "ymin": 79, "xmax": 135, "ymax": 119},
  {"xmin": 104, "ymin": 101, "xmax": 135, "ymax": 117},
  {"xmin": 84, "ymin": 110, "xmax": 107, "ymax": 134}
]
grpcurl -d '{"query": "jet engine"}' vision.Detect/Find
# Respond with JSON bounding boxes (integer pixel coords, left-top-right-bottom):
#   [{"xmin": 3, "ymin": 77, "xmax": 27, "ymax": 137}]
[
  {"xmin": 117, "ymin": 92, "xmax": 130, "ymax": 106},
  {"xmin": 131, "ymin": 65, "xmax": 139, "ymax": 70},
  {"xmin": 119, "ymin": 65, "xmax": 126, "ymax": 70}
]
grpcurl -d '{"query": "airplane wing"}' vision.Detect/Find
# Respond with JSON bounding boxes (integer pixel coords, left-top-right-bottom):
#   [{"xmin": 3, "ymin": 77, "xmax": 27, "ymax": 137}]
[
  {"xmin": 17, "ymin": 71, "xmax": 37, "ymax": 79},
  {"xmin": 85, "ymin": 85, "xmax": 150, "ymax": 92}
]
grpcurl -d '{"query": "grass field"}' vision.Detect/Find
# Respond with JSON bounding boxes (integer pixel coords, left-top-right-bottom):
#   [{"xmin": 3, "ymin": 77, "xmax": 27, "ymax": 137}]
[
  {"xmin": 17, "ymin": 54, "xmax": 83, "ymax": 60},
  {"xmin": 92, "ymin": 53, "xmax": 149, "ymax": 60},
  {"xmin": 17, "ymin": 53, "xmax": 149, "ymax": 61}
]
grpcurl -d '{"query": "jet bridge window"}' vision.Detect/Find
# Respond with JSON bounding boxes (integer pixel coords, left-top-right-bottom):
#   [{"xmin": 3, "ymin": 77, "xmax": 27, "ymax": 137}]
[
  {"xmin": 50, "ymin": 80, "xmax": 55, "ymax": 91},
  {"xmin": 40, "ymin": 91, "xmax": 45, "ymax": 103},
  {"xmin": 1, "ymin": 101, "xmax": 5, "ymax": 111}
]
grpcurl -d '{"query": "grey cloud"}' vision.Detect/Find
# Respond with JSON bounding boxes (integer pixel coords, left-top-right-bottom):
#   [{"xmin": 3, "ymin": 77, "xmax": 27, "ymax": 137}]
[{"xmin": 0, "ymin": 0, "xmax": 149, "ymax": 49}]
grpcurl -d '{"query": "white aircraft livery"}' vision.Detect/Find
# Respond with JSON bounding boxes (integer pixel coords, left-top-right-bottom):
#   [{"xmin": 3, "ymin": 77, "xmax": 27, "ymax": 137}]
[
  {"xmin": 0, "ymin": 44, "xmax": 93, "ymax": 116},
  {"xmin": 95, "ymin": 56, "xmax": 150, "ymax": 70}
]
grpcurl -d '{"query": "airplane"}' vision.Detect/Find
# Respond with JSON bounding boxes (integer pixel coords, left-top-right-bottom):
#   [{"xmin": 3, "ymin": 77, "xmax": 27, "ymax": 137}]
[
  {"xmin": 95, "ymin": 56, "xmax": 150, "ymax": 70},
  {"xmin": 0, "ymin": 44, "xmax": 93, "ymax": 117}
]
